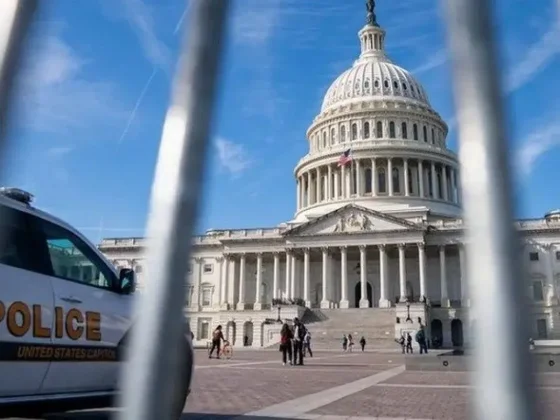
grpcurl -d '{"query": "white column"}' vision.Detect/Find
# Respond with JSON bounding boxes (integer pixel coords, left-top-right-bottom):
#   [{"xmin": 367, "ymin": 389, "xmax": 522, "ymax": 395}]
[
  {"xmin": 418, "ymin": 243, "xmax": 427, "ymax": 302},
  {"xmin": 227, "ymin": 257, "xmax": 236, "ymax": 306},
  {"xmin": 388, "ymin": 158, "xmax": 393, "ymax": 196},
  {"xmin": 296, "ymin": 178, "xmax": 301, "ymax": 210},
  {"xmin": 371, "ymin": 158, "xmax": 377, "ymax": 196},
  {"xmin": 398, "ymin": 244, "xmax": 407, "ymax": 302},
  {"xmin": 195, "ymin": 257, "xmax": 203, "ymax": 310},
  {"xmin": 459, "ymin": 244, "xmax": 468, "ymax": 306},
  {"xmin": 254, "ymin": 253, "xmax": 263, "ymax": 310},
  {"xmin": 442, "ymin": 166, "xmax": 449, "ymax": 201},
  {"xmin": 378, "ymin": 245, "xmax": 391, "ymax": 308},
  {"xmin": 316, "ymin": 168, "xmax": 322, "ymax": 202},
  {"xmin": 359, "ymin": 245, "xmax": 369, "ymax": 308},
  {"xmin": 272, "ymin": 252, "xmax": 280, "ymax": 300},
  {"xmin": 356, "ymin": 159, "xmax": 362, "ymax": 196},
  {"xmin": 344, "ymin": 165, "xmax": 350, "ymax": 198},
  {"xmin": 418, "ymin": 161, "xmax": 424, "ymax": 198},
  {"xmin": 431, "ymin": 162, "xmax": 437, "ymax": 199},
  {"xmin": 340, "ymin": 246, "xmax": 349, "ymax": 308},
  {"xmin": 216, "ymin": 256, "xmax": 224, "ymax": 308},
  {"xmin": 334, "ymin": 170, "xmax": 339, "ymax": 199},
  {"xmin": 220, "ymin": 255, "xmax": 229, "ymax": 308},
  {"xmin": 303, "ymin": 248, "xmax": 311, "ymax": 307},
  {"xmin": 290, "ymin": 253, "xmax": 296, "ymax": 299},
  {"xmin": 236, "ymin": 254, "xmax": 246, "ymax": 310},
  {"xmin": 327, "ymin": 165, "xmax": 333, "ymax": 200},
  {"xmin": 450, "ymin": 168, "xmax": 457, "ymax": 203},
  {"xmin": 341, "ymin": 165, "xmax": 346, "ymax": 198},
  {"xmin": 320, "ymin": 247, "xmax": 329, "ymax": 308},
  {"xmin": 404, "ymin": 159, "xmax": 410, "ymax": 196},
  {"xmin": 284, "ymin": 251, "xmax": 291, "ymax": 300},
  {"xmin": 545, "ymin": 244, "xmax": 558, "ymax": 305},
  {"xmin": 439, "ymin": 245, "xmax": 449, "ymax": 307}
]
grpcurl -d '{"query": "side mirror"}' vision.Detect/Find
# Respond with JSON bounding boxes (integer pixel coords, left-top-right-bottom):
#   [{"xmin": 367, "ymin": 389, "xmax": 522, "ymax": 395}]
[{"xmin": 119, "ymin": 268, "xmax": 136, "ymax": 294}]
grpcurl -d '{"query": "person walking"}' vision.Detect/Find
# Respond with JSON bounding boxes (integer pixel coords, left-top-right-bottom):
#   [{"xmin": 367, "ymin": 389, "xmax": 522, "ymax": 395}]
[
  {"xmin": 292, "ymin": 317, "xmax": 306, "ymax": 366},
  {"xmin": 416, "ymin": 326, "xmax": 428, "ymax": 354},
  {"xmin": 406, "ymin": 333, "xmax": 413, "ymax": 354},
  {"xmin": 209, "ymin": 325, "xmax": 224, "ymax": 359},
  {"xmin": 359, "ymin": 336, "xmax": 366, "ymax": 352},
  {"xmin": 303, "ymin": 329, "xmax": 313, "ymax": 357},
  {"xmin": 279, "ymin": 323, "xmax": 293, "ymax": 366},
  {"xmin": 342, "ymin": 334, "xmax": 348, "ymax": 351}
]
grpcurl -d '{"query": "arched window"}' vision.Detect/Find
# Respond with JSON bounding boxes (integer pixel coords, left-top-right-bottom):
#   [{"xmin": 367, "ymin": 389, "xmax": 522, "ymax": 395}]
[
  {"xmin": 351, "ymin": 123, "xmax": 358, "ymax": 140},
  {"xmin": 428, "ymin": 169, "xmax": 433, "ymax": 197},
  {"xmin": 376, "ymin": 121, "xmax": 383, "ymax": 138},
  {"xmin": 364, "ymin": 122, "xmax": 370, "ymax": 139},
  {"xmin": 423, "ymin": 126, "xmax": 428, "ymax": 142},
  {"xmin": 377, "ymin": 168, "xmax": 386, "ymax": 193},
  {"xmin": 393, "ymin": 81, "xmax": 399, "ymax": 89},
  {"xmin": 408, "ymin": 169, "xmax": 413, "ymax": 195},
  {"xmin": 331, "ymin": 128, "xmax": 336, "ymax": 144},
  {"xmin": 384, "ymin": 80, "xmax": 389, "ymax": 88},
  {"xmin": 364, "ymin": 79, "xmax": 370, "ymax": 89},
  {"xmin": 365, "ymin": 168, "xmax": 372, "ymax": 193},
  {"xmin": 401, "ymin": 122, "xmax": 408, "ymax": 139},
  {"xmin": 352, "ymin": 169, "xmax": 357, "ymax": 195},
  {"xmin": 431, "ymin": 128, "xmax": 435, "ymax": 144},
  {"xmin": 389, "ymin": 122, "xmax": 396, "ymax": 138},
  {"xmin": 322, "ymin": 132, "xmax": 327, "ymax": 147},
  {"xmin": 392, "ymin": 167, "xmax": 400, "ymax": 194},
  {"xmin": 341, "ymin": 125, "xmax": 346, "ymax": 142},
  {"xmin": 374, "ymin": 79, "xmax": 379, "ymax": 88},
  {"xmin": 437, "ymin": 172, "xmax": 443, "ymax": 198},
  {"xmin": 413, "ymin": 124, "xmax": 418, "ymax": 140}
]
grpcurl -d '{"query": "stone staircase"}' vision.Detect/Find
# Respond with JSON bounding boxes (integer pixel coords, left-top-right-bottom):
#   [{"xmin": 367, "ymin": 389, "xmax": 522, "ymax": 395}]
[{"xmin": 301, "ymin": 308, "xmax": 397, "ymax": 349}]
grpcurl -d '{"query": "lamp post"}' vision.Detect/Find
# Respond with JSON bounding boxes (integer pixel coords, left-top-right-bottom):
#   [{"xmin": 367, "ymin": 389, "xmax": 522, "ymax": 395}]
[
  {"xmin": 405, "ymin": 302, "xmax": 412, "ymax": 324},
  {"xmin": 276, "ymin": 303, "xmax": 282, "ymax": 324}
]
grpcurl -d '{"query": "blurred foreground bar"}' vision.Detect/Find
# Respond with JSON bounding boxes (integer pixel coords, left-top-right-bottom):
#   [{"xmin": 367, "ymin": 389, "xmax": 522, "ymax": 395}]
[
  {"xmin": 118, "ymin": 0, "xmax": 229, "ymax": 419},
  {"xmin": 441, "ymin": 1, "xmax": 536, "ymax": 419}
]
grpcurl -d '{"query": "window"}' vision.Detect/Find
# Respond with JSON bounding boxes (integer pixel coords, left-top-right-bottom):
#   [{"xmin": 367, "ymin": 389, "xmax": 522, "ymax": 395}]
[
  {"xmin": 378, "ymin": 168, "xmax": 387, "ymax": 193},
  {"xmin": 202, "ymin": 288, "xmax": 212, "ymax": 306},
  {"xmin": 533, "ymin": 281, "xmax": 544, "ymax": 301},
  {"xmin": 529, "ymin": 252, "xmax": 539, "ymax": 261},
  {"xmin": 403, "ymin": 83, "xmax": 408, "ymax": 90},
  {"xmin": 31, "ymin": 216, "xmax": 117, "ymax": 289},
  {"xmin": 437, "ymin": 172, "xmax": 442, "ymax": 198},
  {"xmin": 423, "ymin": 126, "xmax": 428, "ymax": 142},
  {"xmin": 431, "ymin": 128, "xmax": 435, "ymax": 144},
  {"xmin": 322, "ymin": 132, "xmax": 327, "ymax": 147},
  {"xmin": 203, "ymin": 263, "xmax": 213, "ymax": 274},
  {"xmin": 198, "ymin": 320, "xmax": 210, "ymax": 339},
  {"xmin": 341, "ymin": 125, "xmax": 346, "ymax": 141},
  {"xmin": 537, "ymin": 319, "xmax": 548, "ymax": 339},
  {"xmin": 364, "ymin": 122, "xmax": 370, "ymax": 139},
  {"xmin": 384, "ymin": 80, "xmax": 389, "ymax": 88},
  {"xmin": 402, "ymin": 122, "xmax": 408, "ymax": 139},
  {"xmin": 376, "ymin": 121, "xmax": 383, "ymax": 138},
  {"xmin": 364, "ymin": 79, "xmax": 370, "ymax": 89},
  {"xmin": 393, "ymin": 81, "xmax": 398, "ymax": 89},
  {"xmin": 365, "ymin": 168, "xmax": 372, "ymax": 193},
  {"xmin": 392, "ymin": 168, "xmax": 400, "ymax": 194},
  {"xmin": 135, "ymin": 265, "xmax": 143, "ymax": 274},
  {"xmin": 185, "ymin": 285, "xmax": 194, "ymax": 306},
  {"xmin": 556, "ymin": 251, "xmax": 560, "ymax": 261},
  {"xmin": 351, "ymin": 123, "xmax": 358, "ymax": 140},
  {"xmin": 413, "ymin": 124, "xmax": 418, "ymax": 140},
  {"xmin": 374, "ymin": 80, "xmax": 379, "ymax": 88},
  {"xmin": 389, "ymin": 122, "xmax": 396, "ymax": 138},
  {"xmin": 0, "ymin": 205, "xmax": 36, "ymax": 272},
  {"xmin": 330, "ymin": 128, "xmax": 336, "ymax": 144},
  {"xmin": 408, "ymin": 169, "xmax": 413, "ymax": 194}
]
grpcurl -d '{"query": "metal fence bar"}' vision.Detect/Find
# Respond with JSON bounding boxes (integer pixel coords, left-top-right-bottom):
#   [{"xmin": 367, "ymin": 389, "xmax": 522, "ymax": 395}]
[
  {"xmin": 118, "ymin": 1, "xmax": 229, "ymax": 419},
  {"xmin": 441, "ymin": 1, "xmax": 536, "ymax": 419},
  {"xmin": 0, "ymin": 0, "xmax": 37, "ymax": 167}
]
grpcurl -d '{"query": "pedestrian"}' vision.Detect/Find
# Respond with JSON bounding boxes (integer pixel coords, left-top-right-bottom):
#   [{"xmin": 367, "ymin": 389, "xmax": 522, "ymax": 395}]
[
  {"xmin": 406, "ymin": 333, "xmax": 413, "ymax": 354},
  {"xmin": 208, "ymin": 325, "xmax": 224, "ymax": 359},
  {"xmin": 348, "ymin": 334, "xmax": 354, "ymax": 352},
  {"xmin": 416, "ymin": 326, "xmax": 428, "ymax": 354},
  {"xmin": 342, "ymin": 334, "xmax": 348, "ymax": 351},
  {"xmin": 303, "ymin": 329, "xmax": 313, "ymax": 357},
  {"xmin": 279, "ymin": 323, "xmax": 293, "ymax": 366},
  {"xmin": 398, "ymin": 335, "xmax": 405, "ymax": 353},
  {"xmin": 359, "ymin": 336, "xmax": 366, "ymax": 352},
  {"xmin": 292, "ymin": 317, "xmax": 306, "ymax": 366}
]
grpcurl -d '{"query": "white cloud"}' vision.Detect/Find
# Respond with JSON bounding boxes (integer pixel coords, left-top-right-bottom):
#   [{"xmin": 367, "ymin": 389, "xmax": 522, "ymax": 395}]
[
  {"xmin": 214, "ymin": 137, "xmax": 253, "ymax": 177},
  {"xmin": 505, "ymin": 23, "xmax": 560, "ymax": 93},
  {"xmin": 410, "ymin": 49, "xmax": 447, "ymax": 75},
  {"xmin": 516, "ymin": 122, "xmax": 560, "ymax": 176},
  {"xmin": 18, "ymin": 34, "xmax": 126, "ymax": 135}
]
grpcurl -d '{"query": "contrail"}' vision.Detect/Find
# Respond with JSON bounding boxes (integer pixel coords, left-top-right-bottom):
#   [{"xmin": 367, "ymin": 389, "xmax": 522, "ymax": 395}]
[
  {"xmin": 174, "ymin": 1, "xmax": 191, "ymax": 35},
  {"xmin": 116, "ymin": 66, "xmax": 158, "ymax": 146}
]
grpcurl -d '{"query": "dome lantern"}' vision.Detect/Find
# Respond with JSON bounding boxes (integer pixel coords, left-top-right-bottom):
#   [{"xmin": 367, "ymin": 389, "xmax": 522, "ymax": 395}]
[{"xmin": 359, "ymin": 0, "xmax": 389, "ymax": 63}]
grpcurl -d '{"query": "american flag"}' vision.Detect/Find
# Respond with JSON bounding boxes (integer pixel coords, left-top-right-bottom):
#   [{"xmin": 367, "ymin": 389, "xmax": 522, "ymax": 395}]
[{"xmin": 337, "ymin": 148, "xmax": 353, "ymax": 167}]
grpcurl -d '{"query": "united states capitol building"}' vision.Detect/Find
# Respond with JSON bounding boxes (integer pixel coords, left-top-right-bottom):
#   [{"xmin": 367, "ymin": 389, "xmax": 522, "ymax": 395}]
[{"xmin": 100, "ymin": 5, "xmax": 560, "ymax": 349}]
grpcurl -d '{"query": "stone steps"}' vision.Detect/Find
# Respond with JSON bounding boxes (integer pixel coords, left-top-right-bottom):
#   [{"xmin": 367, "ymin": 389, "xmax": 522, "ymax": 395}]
[{"xmin": 303, "ymin": 308, "xmax": 397, "ymax": 349}]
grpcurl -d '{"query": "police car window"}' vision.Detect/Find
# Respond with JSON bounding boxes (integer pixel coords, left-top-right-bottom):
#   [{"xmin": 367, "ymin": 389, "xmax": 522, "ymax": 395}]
[
  {"xmin": 30, "ymin": 217, "xmax": 117, "ymax": 290},
  {"xmin": 0, "ymin": 205, "xmax": 37, "ymax": 271}
]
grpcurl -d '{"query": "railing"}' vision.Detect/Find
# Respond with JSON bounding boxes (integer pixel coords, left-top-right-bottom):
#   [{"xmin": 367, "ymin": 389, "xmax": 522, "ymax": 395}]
[{"xmin": 0, "ymin": 0, "xmax": 549, "ymax": 418}]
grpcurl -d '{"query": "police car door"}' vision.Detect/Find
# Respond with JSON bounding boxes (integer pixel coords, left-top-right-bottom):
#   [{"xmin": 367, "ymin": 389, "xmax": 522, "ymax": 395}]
[
  {"xmin": 0, "ymin": 204, "xmax": 55, "ymax": 397},
  {"xmin": 27, "ymin": 214, "xmax": 130, "ymax": 394}
]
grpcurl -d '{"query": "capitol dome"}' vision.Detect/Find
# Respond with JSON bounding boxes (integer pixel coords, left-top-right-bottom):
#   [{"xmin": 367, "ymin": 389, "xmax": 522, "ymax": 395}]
[{"xmin": 292, "ymin": 4, "xmax": 461, "ymax": 223}]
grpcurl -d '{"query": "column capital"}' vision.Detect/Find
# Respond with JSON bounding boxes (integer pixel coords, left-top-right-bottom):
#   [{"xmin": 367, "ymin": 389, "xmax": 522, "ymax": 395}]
[
  {"xmin": 255, "ymin": 252, "xmax": 263, "ymax": 258},
  {"xmin": 194, "ymin": 257, "xmax": 204, "ymax": 263},
  {"xmin": 359, "ymin": 245, "xmax": 367, "ymax": 252},
  {"xmin": 397, "ymin": 243, "xmax": 406, "ymax": 250},
  {"xmin": 272, "ymin": 251, "xmax": 281, "ymax": 257},
  {"xmin": 285, "ymin": 248, "xmax": 293, "ymax": 255},
  {"xmin": 239, "ymin": 253, "xmax": 247, "ymax": 260},
  {"xmin": 303, "ymin": 247, "xmax": 311, "ymax": 254},
  {"xmin": 321, "ymin": 246, "xmax": 329, "ymax": 254},
  {"xmin": 438, "ymin": 244, "xmax": 446, "ymax": 251},
  {"xmin": 417, "ymin": 242, "xmax": 425, "ymax": 249},
  {"xmin": 215, "ymin": 256, "xmax": 224, "ymax": 263},
  {"xmin": 340, "ymin": 245, "xmax": 348, "ymax": 252},
  {"xmin": 378, "ymin": 244, "xmax": 386, "ymax": 251}
]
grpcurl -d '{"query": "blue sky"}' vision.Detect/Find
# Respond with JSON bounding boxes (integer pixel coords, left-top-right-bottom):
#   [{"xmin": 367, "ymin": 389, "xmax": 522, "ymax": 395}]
[{"xmin": 5, "ymin": 0, "xmax": 560, "ymax": 243}]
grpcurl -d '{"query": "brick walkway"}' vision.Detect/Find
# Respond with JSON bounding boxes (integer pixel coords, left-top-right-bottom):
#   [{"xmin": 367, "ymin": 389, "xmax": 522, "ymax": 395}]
[{"xmin": 9, "ymin": 349, "xmax": 560, "ymax": 419}]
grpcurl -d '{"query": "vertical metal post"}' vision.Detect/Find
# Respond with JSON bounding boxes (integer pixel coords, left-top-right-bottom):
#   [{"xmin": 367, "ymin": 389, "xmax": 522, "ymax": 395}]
[
  {"xmin": 441, "ymin": 1, "xmax": 535, "ymax": 419},
  {"xmin": 118, "ymin": 1, "xmax": 229, "ymax": 419},
  {"xmin": 0, "ymin": 0, "xmax": 38, "ymax": 166}
]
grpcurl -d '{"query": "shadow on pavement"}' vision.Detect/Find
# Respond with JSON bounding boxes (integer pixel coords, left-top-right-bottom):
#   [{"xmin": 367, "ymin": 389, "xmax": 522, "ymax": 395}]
[{"xmin": 40, "ymin": 412, "xmax": 300, "ymax": 420}]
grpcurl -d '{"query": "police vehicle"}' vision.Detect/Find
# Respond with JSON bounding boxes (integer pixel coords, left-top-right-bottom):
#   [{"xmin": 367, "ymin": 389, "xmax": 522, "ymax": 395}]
[{"xmin": 0, "ymin": 188, "xmax": 193, "ymax": 417}]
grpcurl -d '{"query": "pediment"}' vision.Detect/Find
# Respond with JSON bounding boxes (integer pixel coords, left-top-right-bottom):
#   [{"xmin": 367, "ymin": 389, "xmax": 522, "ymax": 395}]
[{"xmin": 284, "ymin": 205, "xmax": 423, "ymax": 236}]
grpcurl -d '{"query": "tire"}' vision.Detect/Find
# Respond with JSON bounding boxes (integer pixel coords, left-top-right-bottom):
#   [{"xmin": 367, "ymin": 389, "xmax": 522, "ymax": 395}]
[{"xmin": 223, "ymin": 345, "xmax": 233, "ymax": 360}]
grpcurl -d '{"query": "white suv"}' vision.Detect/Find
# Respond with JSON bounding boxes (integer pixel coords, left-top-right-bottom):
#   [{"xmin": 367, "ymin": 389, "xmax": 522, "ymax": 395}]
[{"xmin": 0, "ymin": 188, "xmax": 192, "ymax": 418}]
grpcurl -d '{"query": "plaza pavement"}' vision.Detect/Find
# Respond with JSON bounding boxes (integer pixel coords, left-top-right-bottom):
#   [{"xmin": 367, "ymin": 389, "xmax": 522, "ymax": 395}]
[{"xmin": 11, "ymin": 348, "xmax": 560, "ymax": 419}]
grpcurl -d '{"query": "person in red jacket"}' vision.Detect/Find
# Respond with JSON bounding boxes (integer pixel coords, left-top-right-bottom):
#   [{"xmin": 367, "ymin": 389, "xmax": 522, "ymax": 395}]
[{"xmin": 279, "ymin": 323, "xmax": 293, "ymax": 366}]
